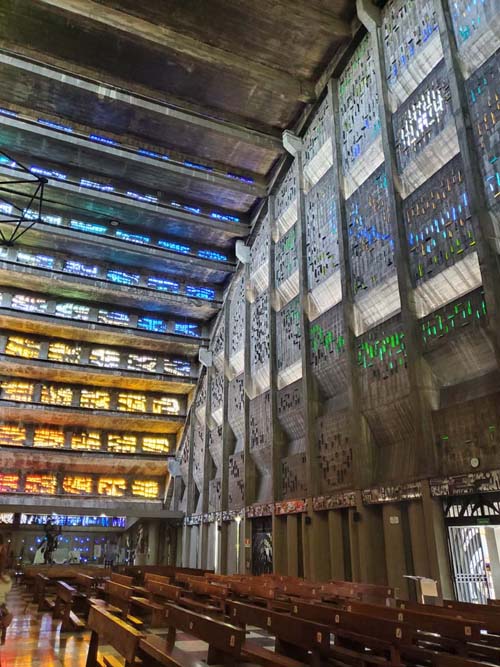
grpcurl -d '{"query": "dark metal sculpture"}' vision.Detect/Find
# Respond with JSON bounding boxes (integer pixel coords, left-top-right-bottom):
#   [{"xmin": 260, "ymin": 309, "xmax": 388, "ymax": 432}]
[
  {"xmin": 0, "ymin": 150, "xmax": 47, "ymax": 246},
  {"xmin": 42, "ymin": 519, "xmax": 62, "ymax": 565}
]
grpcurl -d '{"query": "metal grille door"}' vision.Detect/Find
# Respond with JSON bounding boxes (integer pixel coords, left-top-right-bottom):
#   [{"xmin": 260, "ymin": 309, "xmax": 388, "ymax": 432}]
[{"xmin": 448, "ymin": 526, "xmax": 491, "ymax": 603}]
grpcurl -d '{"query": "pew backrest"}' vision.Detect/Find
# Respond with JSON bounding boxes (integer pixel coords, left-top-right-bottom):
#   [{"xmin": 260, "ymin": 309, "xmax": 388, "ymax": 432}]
[
  {"xmin": 165, "ymin": 603, "xmax": 245, "ymax": 655},
  {"xmin": 87, "ymin": 605, "xmax": 143, "ymax": 663},
  {"xmin": 189, "ymin": 579, "xmax": 228, "ymax": 599},
  {"xmin": 111, "ymin": 573, "xmax": 134, "ymax": 587},
  {"xmin": 148, "ymin": 581, "xmax": 183, "ymax": 603},
  {"xmin": 55, "ymin": 580, "xmax": 77, "ymax": 603}
]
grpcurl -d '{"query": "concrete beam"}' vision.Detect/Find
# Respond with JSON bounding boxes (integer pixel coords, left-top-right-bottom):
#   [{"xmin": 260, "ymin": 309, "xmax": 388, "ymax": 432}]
[
  {"xmin": 0, "ymin": 111, "xmax": 266, "ymax": 198},
  {"xmin": 0, "ymin": 47, "xmax": 283, "ymax": 152},
  {"xmin": 0, "ymin": 493, "xmax": 184, "ymax": 518},
  {"xmin": 38, "ymin": 0, "xmax": 316, "ymax": 103}
]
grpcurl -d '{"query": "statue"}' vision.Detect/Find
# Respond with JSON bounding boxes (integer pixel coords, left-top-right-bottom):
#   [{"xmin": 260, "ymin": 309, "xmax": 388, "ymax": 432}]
[{"xmin": 42, "ymin": 519, "xmax": 62, "ymax": 565}]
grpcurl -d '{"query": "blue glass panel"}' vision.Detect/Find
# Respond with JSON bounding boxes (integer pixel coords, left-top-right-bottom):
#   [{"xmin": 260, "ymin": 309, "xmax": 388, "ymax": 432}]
[
  {"xmin": 137, "ymin": 316, "xmax": 167, "ymax": 333},
  {"xmin": 186, "ymin": 285, "xmax": 216, "ymax": 300},
  {"xmin": 30, "ymin": 165, "xmax": 67, "ymax": 180},
  {"xmin": 125, "ymin": 191, "xmax": 158, "ymax": 204},
  {"xmin": 64, "ymin": 260, "xmax": 99, "ymax": 278},
  {"xmin": 107, "ymin": 270, "xmax": 140, "ymax": 285},
  {"xmin": 89, "ymin": 134, "xmax": 119, "ymax": 146},
  {"xmin": 70, "ymin": 220, "xmax": 107, "ymax": 235},
  {"xmin": 158, "ymin": 239, "xmax": 191, "ymax": 254},
  {"xmin": 16, "ymin": 251, "xmax": 54, "ymax": 270},
  {"xmin": 184, "ymin": 161, "xmax": 213, "ymax": 172},
  {"xmin": 80, "ymin": 178, "xmax": 114, "ymax": 192},
  {"xmin": 38, "ymin": 118, "xmax": 73, "ymax": 133},
  {"xmin": 174, "ymin": 323, "xmax": 200, "ymax": 337},
  {"xmin": 115, "ymin": 230, "xmax": 150, "ymax": 244},
  {"xmin": 147, "ymin": 277, "xmax": 180, "ymax": 293},
  {"xmin": 210, "ymin": 212, "xmax": 240, "ymax": 222},
  {"xmin": 197, "ymin": 249, "xmax": 227, "ymax": 262}
]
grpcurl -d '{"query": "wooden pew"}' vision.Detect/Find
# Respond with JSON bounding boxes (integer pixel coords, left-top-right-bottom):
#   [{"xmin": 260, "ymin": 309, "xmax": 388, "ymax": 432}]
[
  {"xmin": 34, "ymin": 573, "xmax": 55, "ymax": 611},
  {"xmin": 75, "ymin": 573, "xmax": 96, "ymax": 598},
  {"xmin": 91, "ymin": 580, "xmax": 144, "ymax": 629},
  {"xmin": 174, "ymin": 572, "xmax": 206, "ymax": 587},
  {"xmin": 226, "ymin": 599, "xmax": 330, "ymax": 666},
  {"xmin": 345, "ymin": 600, "xmax": 483, "ymax": 657},
  {"xmin": 110, "ymin": 573, "xmax": 134, "ymax": 587},
  {"xmin": 290, "ymin": 600, "xmax": 412, "ymax": 666},
  {"xmin": 86, "ymin": 605, "xmax": 143, "ymax": 667},
  {"xmin": 132, "ymin": 572, "xmax": 172, "ymax": 598},
  {"xmin": 53, "ymin": 580, "xmax": 86, "ymax": 632},
  {"xmin": 181, "ymin": 579, "xmax": 229, "ymax": 615}
]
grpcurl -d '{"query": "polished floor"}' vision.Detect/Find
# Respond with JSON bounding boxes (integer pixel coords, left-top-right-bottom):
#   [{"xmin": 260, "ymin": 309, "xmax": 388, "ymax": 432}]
[{"xmin": 0, "ymin": 584, "xmax": 274, "ymax": 666}]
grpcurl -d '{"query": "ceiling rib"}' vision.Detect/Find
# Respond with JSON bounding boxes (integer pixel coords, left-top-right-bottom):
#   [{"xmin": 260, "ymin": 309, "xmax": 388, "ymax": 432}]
[{"xmin": 0, "ymin": 47, "xmax": 283, "ymax": 152}]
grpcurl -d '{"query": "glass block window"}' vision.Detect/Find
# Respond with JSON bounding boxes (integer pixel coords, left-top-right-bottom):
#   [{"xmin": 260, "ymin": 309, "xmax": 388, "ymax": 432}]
[
  {"xmin": 63, "ymin": 476, "xmax": 93, "ymax": 495},
  {"xmin": 142, "ymin": 436, "xmax": 171, "ymax": 454},
  {"xmin": 107, "ymin": 270, "xmax": 140, "ymax": 286},
  {"xmin": 347, "ymin": 165, "xmax": 394, "ymax": 294},
  {"xmin": 47, "ymin": 341, "xmax": 82, "ymax": 364},
  {"xmin": 63, "ymin": 260, "xmax": 99, "ymax": 278},
  {"xmin": 137, "ymin": 317, "xmax": 167, "ymax": 333},
  {"xmin": 126, "ymin": 353, "xmax": 157, "ymax": 373},
  {"xmin": 80, "ymin": 390, "xmax": 110, "ymax": 410},
  {"xmin": 40, "ymin": 385, "xmax": 73, "ymax": 406},
  {"xmin": 108, "ymin": 434, "xmax": 137, "ymax": 454},
  {"xmin": 394, "ymin": 62, "xmax": 452, "ymax": 173},
  {"xmin": 16, "ymin": 251, "xmax": 54, "ymax": 270},
  {"xmin": 158, "ymin": 239, "xmax": 191, "ymax": 254},
  {"xmin": 97, "ymin": 310, "xmax": 130, "ymax": 326},
  {"xmin": 0, "ymin": 424, "xmax": 25, "ymax": 446},
  {"xmin": 33, "ymin": 427, "xmax": 65, "ymax": 448},
  {"xmin": 5, "ymin": 336, "xmax": 41, "ymax": 359},
  {"xmin": 468, "ymin": 51, "xmax": 500, "ymax": 206},
  {"xmin": 97, "ymin": 477, "xmax": 126, "ymax": 497},
  {"xmin": 117, "ymin": 393, "xmax": 146, "ymax": 412},
  {"xmin": 25, "ymin": 474, "xmax": 57, "ymax": 495},
  {"xmin": 131, "ymin": 480, "xmax": 159, "ymax": 499},
  {"xmin": 55, "ymin": 302, "xmax": 90, "ymax": 320},
  {"xmin": 151, "ymin": 396, "xmax": 181, "ymax": 415},
  {"xmin": 12, "ymin": 294, "xmax": 48, "ymax": 313},
  {"xmin": 1, "ymin": 381, "xmax": 34, "ymax": 402},
  {"xmin": 89, "ymin": 348, "xmax": 120, "ymax": 368},
  {"xmin": 116, "ymin": 230, "xmax": 150, "ymax": 244},
  {"xmin": 71, "ymin": 431, "xmax": 101, "ymax": 451},
  {"xmin": 339, "ymin": 35, "xmax": 380, "ymax": 172},
  {"xmin": 0, "ymin": 473, "xmax": 19, "ymax": 493}
]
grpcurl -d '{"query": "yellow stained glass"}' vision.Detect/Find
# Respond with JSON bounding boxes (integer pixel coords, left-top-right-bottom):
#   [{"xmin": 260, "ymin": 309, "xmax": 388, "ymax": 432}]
[
  {"xmin": 63, "ymin": 476, "xmax": 93, "ymax": 495},
  {"xmin": 1, "ymin": 381, "xmax": 34, "ymax": 402},
  {"xmin": 142, "ymin": 436, "xmax": 171, "ymax": 454},
  {"xmin": 107, "ymin": 434, "xmax": 137, "ymax": 454},
  {"xmin": 33, "ymin": 427, "xmax": 65, "ymax": 449},
  {"xmin": 47, "ymin": 341, "xmax": 82, "ymax": 364},
  {"xmin": 98, "ymin": 477, "xmax": 126, "ymax": 497},
  {"xmin": 117, "ymin": 392, "xmax": 146, "ymax": 412},
  {"xmin": 80, "ymin": 390, "xmax": 110, "ymax": 410},
  {"xmin": 25, "ymin": 474, "xmax": 57, "ymax": 494},
  {"xmin": 132, "ymin": 480, "xmax": 159, "ymax": 499},
  {"xmin": 89, "ymin": 348, "xmax": 120, "ymax": 368},
  {"xmin": 5, "ymin": 336, "xmax": 40, "ymax": 359},
  {"xmin": 0, "ymin": 424, "xmax": 26, "ymax": 447},
  {"xmin": 0, "ymin": 473, "xmax": 19, "ymax": 493},
  {"xmin": 41, "ymin": 385, "xmax": 73, "ymax": 406},
  {"xmin": 71, "ymin": 431, "xmax": 101, "ymax": 451},
  {"xmin": 151, "ymin": 396, "xmax": 181, "ymax": 415}
]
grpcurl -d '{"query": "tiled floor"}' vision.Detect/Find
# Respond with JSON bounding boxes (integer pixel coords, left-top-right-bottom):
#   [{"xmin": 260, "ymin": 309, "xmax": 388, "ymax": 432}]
[{"xmin": 0, "ymin": 585, "xmax": 274, "ymax": 666}]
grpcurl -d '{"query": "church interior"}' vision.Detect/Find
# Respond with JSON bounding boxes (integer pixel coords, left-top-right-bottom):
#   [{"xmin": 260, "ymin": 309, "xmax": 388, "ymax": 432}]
[{"xmin": 0, "ymin": 0, "xmax": 499, "ymax": 665}]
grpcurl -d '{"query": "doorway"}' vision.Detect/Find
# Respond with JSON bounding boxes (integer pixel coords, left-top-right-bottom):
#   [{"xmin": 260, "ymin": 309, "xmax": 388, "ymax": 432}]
[
  {"xmin": 444, "ymin": 494, "xmax": 500, "ymax": 603},
  {"xmin": 251, "ymin": 517, "xmax": 273, "ymax": 575}
]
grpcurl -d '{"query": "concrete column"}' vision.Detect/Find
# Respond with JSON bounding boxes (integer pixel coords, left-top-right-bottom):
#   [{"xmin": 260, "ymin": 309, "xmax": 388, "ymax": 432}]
[
  {"xmin": 308, "ymin": 510, "xmax": 331, "ymax": 582},
  {"xmin": 301, "ymin": 513, "xmax": 312, "ymax": 580},
  {"xmin": 147, "ymin": 520, "xmax": 159, "ymax": 565},
  {"xmin": 328, "ymin": 78, "xmax": 374, "ymax": 489},
  {"xmin": 436, "ymin": 0, "xmax": 500, "ymax": 363},
  {"xmin": 199, "ymin": 366, "xmax": 214, "ymax": 569},
  {"xmin": 421, "ymin": 481, "xmax": 454, "ymax": 599},
  {"xmin": 243, "ymin": 260, "xmax": 256, "ymax": 508},
  {"xmin": 268, "ymin": 195, "xmax": 286, "ymax": 503},
  {"xmin": 348, "ymin": 506, "xmax": 361, "ymax": 583},
  {"xmin": 295, "ymin": 147, "xmax": 321, "ymax": 498},
  {"xmin": 328, "ymin": 510, "xmax": 346, "ymax": 581},
  {"xmin": 220, "ymin": 300, "xmax": 232, "ymax": 574},
  {"xmin": 285, "ymin": 514, "xmax": 300, "ymax": 577},
  {"xmin": 354, "ymin": 494, "xmax": 387, "ymax": 584},
  {"xmin": 272, "ymin": 514, "xmax": 287, "ymax": 575},
  {"xmin": 382, "ymin": 504, "xmax": 409, "ymax": 599},
  {"xmin": 357, "ymin": 0, "xmax": 439, "ymax": 479},
  {"xmin": 408, "ymin": 500, "xmax": 432, "ymax": 579}
]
